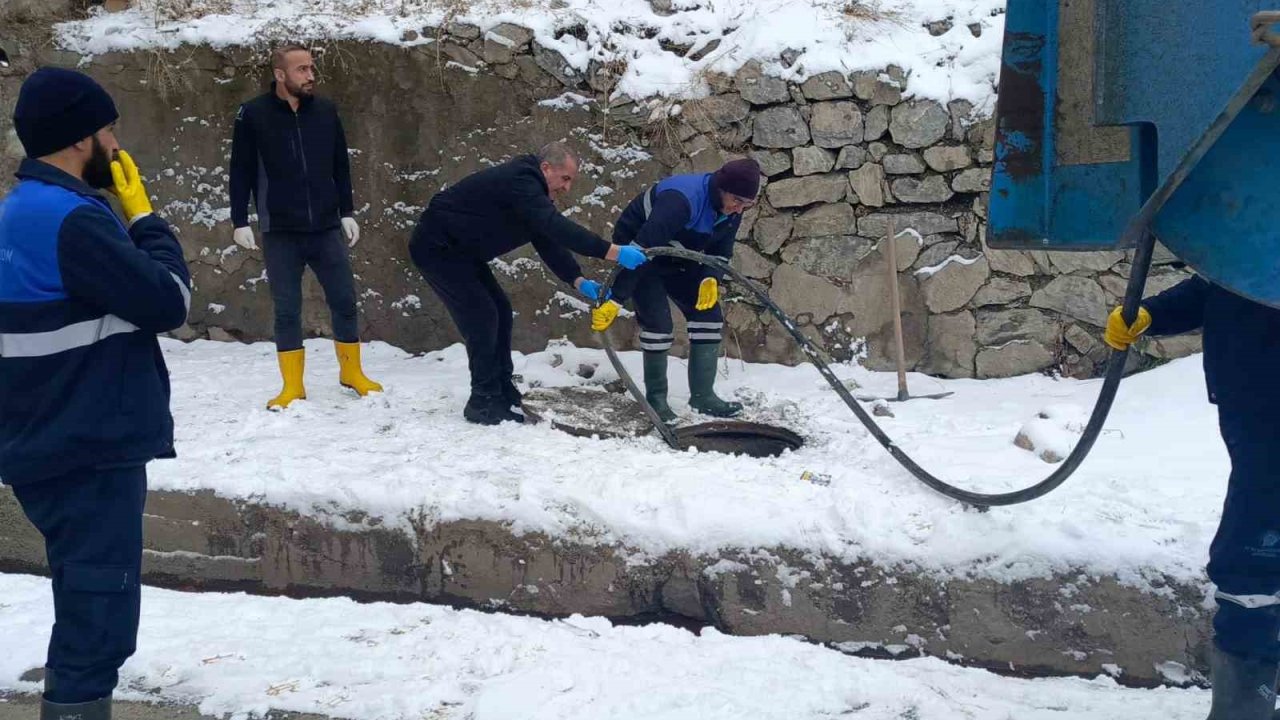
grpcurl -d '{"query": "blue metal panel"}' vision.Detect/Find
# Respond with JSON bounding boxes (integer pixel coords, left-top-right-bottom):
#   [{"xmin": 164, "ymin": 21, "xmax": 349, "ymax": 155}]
[
  {"xmin": 989, "ymin": 0, "xmax": 1149, "ymax": 250},
  {"xmin": 1152, "ymin": 72, "xmax": 1280, "ymax": 307},
  {"xmin": 989, "ymin": 0, "xmax": 1280, "ymax": 307}
]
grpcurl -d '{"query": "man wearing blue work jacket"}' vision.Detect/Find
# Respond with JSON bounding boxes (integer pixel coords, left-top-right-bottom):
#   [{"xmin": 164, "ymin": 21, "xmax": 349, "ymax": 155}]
[
  {"xmin": 591, "ymin": 158, "xmax": 761, "ymax": 422},
  {"xmin": 1108, "ymin": 277, "xmax": 1280, "ymax": 720},
  {"xmin": 0, "ymin": 68, "xmax": 191, "ymax": 720}
]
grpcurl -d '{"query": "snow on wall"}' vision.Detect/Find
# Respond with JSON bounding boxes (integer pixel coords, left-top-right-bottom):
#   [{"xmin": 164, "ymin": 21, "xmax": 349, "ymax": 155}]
[{"xmin": 56, "ymin": 0, "xmax": 1006, "ymax": 109}]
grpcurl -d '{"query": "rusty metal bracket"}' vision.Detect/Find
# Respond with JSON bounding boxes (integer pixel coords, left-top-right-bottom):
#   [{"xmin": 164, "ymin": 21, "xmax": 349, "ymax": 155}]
[{"xmin": 1252, "ymin": 11, "xmax": 1280, "ymax": 46}]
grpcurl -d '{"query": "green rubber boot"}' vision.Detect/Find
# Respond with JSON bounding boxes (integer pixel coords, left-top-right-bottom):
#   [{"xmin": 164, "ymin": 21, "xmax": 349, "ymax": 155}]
[
  {"xmin": 643, "ymin": 351, "xmax": 678, "ymax": 423},
  {"xmin": 687, "ymin": 342, "xmax": 742, "ymax": 417},
  {"xmin": 1205, "ymin": 645, "xmax": 1280, "ymax": 720}
]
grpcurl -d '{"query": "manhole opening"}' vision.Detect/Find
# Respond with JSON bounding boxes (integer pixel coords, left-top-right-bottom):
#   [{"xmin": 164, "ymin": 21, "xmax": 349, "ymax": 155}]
[{"xmin": 673, "ymin": 421, "xmax": 805, "ymax": 458}]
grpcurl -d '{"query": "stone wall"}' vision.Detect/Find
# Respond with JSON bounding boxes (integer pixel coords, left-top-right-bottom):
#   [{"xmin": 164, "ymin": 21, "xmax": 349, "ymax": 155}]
[{"xmin": 0, "ymin": 17, "xmax": 1201, "ymax": 377}]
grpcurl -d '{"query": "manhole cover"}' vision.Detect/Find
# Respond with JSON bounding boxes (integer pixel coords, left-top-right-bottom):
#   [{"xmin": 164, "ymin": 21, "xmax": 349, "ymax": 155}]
[{"xmin": 674, "ymin": 421, "xmax": 804, "ymax": 458}]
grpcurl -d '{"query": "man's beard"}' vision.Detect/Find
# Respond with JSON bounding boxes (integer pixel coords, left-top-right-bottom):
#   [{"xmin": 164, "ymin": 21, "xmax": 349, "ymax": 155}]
[
  {"xmin": 285, "ymin": 78, "xmax": 315, "ymax": 98},
  {"xmin": 83, "ymin": 136, "xmax": 115, "ymax": 190}
]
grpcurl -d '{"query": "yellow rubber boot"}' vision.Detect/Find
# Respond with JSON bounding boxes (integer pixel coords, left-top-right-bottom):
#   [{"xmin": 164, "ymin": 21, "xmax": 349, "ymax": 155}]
[
  {"xmin": 267, "ymin": 349, "xmax": 307, "ymax": 410},
  {"xmin": 335, "ymin": 341, "xmax": 383, "ymax": 396}
]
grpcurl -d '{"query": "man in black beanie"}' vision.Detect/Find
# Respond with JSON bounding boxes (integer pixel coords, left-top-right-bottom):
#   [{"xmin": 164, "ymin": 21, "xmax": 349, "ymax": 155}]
[
  {"xmin": 0, "ymin": 67, "xmax": 191, "ymax": 720},
  {"xmin": 591, "ymin": 158, "xmax": 761, "ymax": 421}
]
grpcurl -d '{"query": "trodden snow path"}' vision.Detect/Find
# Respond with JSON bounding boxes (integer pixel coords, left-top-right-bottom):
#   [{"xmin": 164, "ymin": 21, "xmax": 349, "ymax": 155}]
[
  {"xmin": 0, "ymin": 572, "xmax": 1211, "ymax": 720},
  {"xmin": 149, "ymin": 337, "xmax": 1225, "ymax": 589}
]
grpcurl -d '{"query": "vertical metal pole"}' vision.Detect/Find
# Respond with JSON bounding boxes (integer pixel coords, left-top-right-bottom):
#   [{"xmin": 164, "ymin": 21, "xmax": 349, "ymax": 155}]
[{"xmin": 885, "ymin": 219, "xmax": 909, "ymax": 401}]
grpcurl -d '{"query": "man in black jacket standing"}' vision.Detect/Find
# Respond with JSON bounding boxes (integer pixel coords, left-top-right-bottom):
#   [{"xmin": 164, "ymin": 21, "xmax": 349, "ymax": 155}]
[
  {"xmin": 229, "ymin": 44, "xmax": 381, "ymax": 410},
  {"xmin": 410, "ymin": 142, "xmax": 647, "ymax": 425}
]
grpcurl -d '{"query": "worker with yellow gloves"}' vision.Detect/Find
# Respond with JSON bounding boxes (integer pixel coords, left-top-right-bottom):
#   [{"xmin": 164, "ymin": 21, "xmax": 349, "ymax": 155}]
[
  {"xmin": 2, "ymin": 68, "xmax": 192, "ymax": 720},
  {"xmin": 1106, "ymin": 276, "xmax": 1280, "ymax": 720},
  {"xmin": 593, "ymin": 159, "xmax": 761, "ymax": 422}
]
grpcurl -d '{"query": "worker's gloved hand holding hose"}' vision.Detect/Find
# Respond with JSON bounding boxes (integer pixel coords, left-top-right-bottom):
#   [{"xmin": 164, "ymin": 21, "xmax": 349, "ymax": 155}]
[
  {"xmin": 1104, "ymin": 306, "xmax": 1153, "ymax": 350},
  {"xmin": 592, "ymin": 301, "xmax": 621, "ymax": 332}
]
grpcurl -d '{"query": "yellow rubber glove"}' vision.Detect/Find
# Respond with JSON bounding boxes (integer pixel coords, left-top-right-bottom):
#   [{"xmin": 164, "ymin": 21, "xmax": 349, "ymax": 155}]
[
  {"xmin": 592, "ymin": 300, "xmax": 621, "ymax": 332},
  {"xmin": 695, "ymin": 277, "xmax": 719, "ymax": 311},
  {"xmin": 1103, "ymin": 306, "xmax": 1152, "ymax": 350},
  {"xmin": 109, "ymin": 150, "xmax": 153, "ymax": 223}
]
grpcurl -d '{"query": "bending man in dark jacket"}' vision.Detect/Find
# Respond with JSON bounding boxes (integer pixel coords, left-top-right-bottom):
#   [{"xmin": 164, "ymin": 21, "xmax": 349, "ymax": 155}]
[
  {"xmin": 591, "ymin": 158, "xmax": 761, "ymax": 422},
  {"xmin": 409, "ymin": 142, "xmax": 647, "ymax": 425},
  {"xmin": 229, "ymin": 43, "xmax": 381, "ymax": 410},
  {"xmin": 1106, "ymin": 277, "xmax": 1280, "ymax": 720},
  {"xmin": 0, "ymin": 68, "xmax": 191, "ymax": 720}
]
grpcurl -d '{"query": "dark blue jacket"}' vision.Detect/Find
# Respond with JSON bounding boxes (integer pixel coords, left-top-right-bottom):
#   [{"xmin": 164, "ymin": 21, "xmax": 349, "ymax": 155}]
[
  {"xmin": 0, "ymin": 160, "xmax": 191, "ymax": 487},
  {"xmin": 1143, "ymin": 275, "xmax": 1280, "ymax": 414},
  {"xmin": 410, "ymin": 155, "xmax": 610, "ymax": 284},
  {"xmin": 229, "ymin": 86, "xmax": 354, "ymax": 234},
  {"xmin": 610, "ymin": 172, "xmax": 740, "ymax": 301}
]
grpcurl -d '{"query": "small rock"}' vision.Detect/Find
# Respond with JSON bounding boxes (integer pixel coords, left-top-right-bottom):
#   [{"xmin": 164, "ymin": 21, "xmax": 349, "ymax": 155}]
[
  {"xmin": 801, "ymin": 71, "xmax": 854, "ymax": 100},
  {"xmin": 890, "ymin": 100, "xmax": 950, "ymax": 149},
  {"xmin": 792, "ymin": 146, "xmax": 837, "ymax": 176},
  {"xmin": 752, "ymin": 106, "xmax": 811, "ymax": 148},
  {"xmin": 919, "ymin": 255, "xmax": 990, "ymax": 313},
  {"xmin": 864, "ymin": 105, "xmax": 890, "ymax": 142},
  {"xmin": 793, "ymin": 202, "xmax": 857, "ymax": 237},
  {"xmin": 873, "ymin": 402, "xmax": 895, "ymax": 418},
  {"xmin": 736, "ymin": 61, "xmax": 791, "ymax": 105},
  {"xmin": 750, "ymin": 149, "xmax": 792, "ymax": 177},
  {"xmin": 765, "ymin": 174, "xmax": 848, "ymax": 208},
  {"xmin": 977, "ymin": 342, "xmax": 1056, "ymax": 379},
  {"xmin": 868, "ymin": 142, "xmax": 890, "ymax": 162},
  {"xmin": 923, "ymin": 145, "xmax": 973, "ymax": 172},
  {"xmin": 891, "ymin": 175, "xmax": 955, "ymax": 204},
  {"xmin": 848, "ymin": 163, "xmax": 887, "ymax": 207},
  {"xmin": 532, "ymin": 40, "xmax": 583, "ymax": 87},
  {"xmin": 976, "ymin": 308, "xmax": 1061, "ymax": 347},
  {"xmin": 884, "ymin": 153, "xmax": 926, "ymax": 175},
  {"xmin": 921, "ymin": 310, "xmax": 977, "ymax": 378},
  {"xmin": 1030, "ymin": 276, "xmax": 1110, "ymax": 326},
  {"xmin": 447, "ymin": 21, "xmax": 481, "ymax": 40},
  {"xmin": 971, "ymin": 277, "xmax": 1032, "ymax": 307},
  {"xmin": 754, "ymin": 214, "xmax": 795, "ymax": 254},
  {"xmin": 859, "ymin": 211, "xmax": 959, "ymax": 238},
  {"xmin": 952, "ymin": 168, "xmax": 990, "ymax": 193},
  {"xmin": 732, "ymin": 244, "xmax": 775, "ymax": 279},
  {"xmin": 809, "ymin": 101, "xmax": 863, "ymax": 148},
  {"xmin": 835, "ymin": 145, "xmax": 869, "ymax": 170},
  {"xmin": 851, "ymin": 69, "xmax": 903, "ymax": 106},
  {"xmin": 781, "ymin": 235, "xmax": 873, "ymax": 279},
  {"xmin": 926, "ymin": 18, "xmax": 954, "ymax": 36}
]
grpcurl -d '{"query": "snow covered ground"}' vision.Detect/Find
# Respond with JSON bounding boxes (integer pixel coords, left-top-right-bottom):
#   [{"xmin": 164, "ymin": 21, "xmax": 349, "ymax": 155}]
[
  {"xmin": 0, "ymin": 572, "xmax": 1212, "ymax": 719},
  {"xmin": 150, "ymin": 336, "xmax": 1225, "ymax": 589},
  {"xmin": 56, "ymin": 0, "xmax": 1005, "ymax": 109}
]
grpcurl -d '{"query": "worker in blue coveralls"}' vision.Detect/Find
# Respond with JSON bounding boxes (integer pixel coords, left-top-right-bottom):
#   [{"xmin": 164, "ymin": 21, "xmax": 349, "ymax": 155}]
[
  {"xmin": 590, "ymin": 158, "xmax": 761, "ymax": 422},
  {"xmin": 0, "ymin": 68, "xmax": 191, "ymax": 720},
  {"xmin": 1106, "ymin": 277, "xmax": 1280, "ymax": 720}
]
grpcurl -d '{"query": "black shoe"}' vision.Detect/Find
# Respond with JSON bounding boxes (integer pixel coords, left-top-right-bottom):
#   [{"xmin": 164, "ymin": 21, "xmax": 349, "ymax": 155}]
[
  {"xmin": 464, "ymin": 394, "xmax": 525, "ymax": 426},
  {"xmin": 501, "ymin": 380, "xmax": 523, "ymax": 408}
]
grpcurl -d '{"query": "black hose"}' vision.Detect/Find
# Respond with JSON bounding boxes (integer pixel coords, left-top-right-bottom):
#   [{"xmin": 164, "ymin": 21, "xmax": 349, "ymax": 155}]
[{"xmin": 595, "ymin": 233, "xmax": 1157, "ymax": 508}]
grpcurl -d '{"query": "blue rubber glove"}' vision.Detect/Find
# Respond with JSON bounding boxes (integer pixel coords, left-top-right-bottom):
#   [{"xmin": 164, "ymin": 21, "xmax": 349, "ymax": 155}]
[
  {"xmin": 615, "ymin": 244, "xmax": 648, "ymax": 270},
  {"xmin": 577, "ymin": 279, "xmax": 611, "ymax": 302}
]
